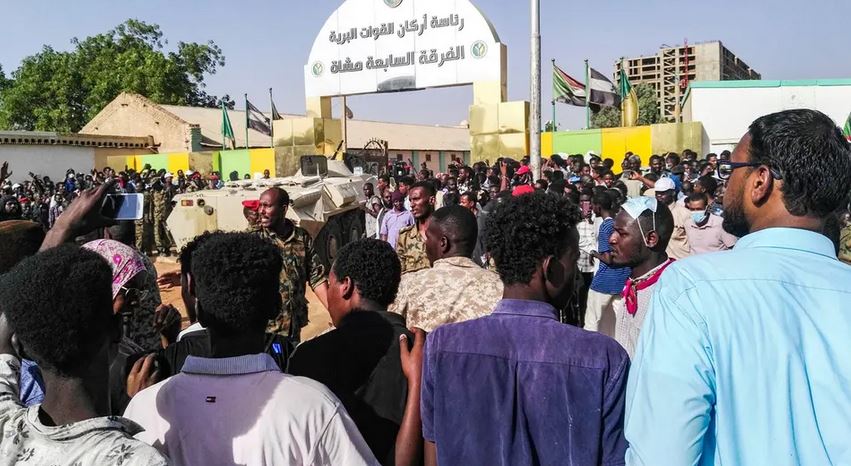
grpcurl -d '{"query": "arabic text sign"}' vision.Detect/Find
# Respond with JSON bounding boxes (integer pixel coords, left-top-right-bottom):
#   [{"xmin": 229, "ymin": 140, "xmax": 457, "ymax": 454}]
[{"xmin": 305, "ymin": 0, "xmax": 502, "ymax": 97}]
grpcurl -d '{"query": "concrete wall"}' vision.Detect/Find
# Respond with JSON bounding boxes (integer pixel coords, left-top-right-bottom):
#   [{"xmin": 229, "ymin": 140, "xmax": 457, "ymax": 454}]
[
  {"xmin": 0, "ymin": 145, "xmax": 96, "ymax": 183},
  {"xmin": 685, "ymin": 83, "xmax": 851, "ymax": 153}
]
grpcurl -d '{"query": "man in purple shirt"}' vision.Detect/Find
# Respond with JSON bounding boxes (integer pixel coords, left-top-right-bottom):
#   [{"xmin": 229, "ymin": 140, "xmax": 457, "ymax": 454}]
[
  {"xmin": 421, "ymin": 192, "xmax": 630, "ymax": 466},
  {"xmin": 380, "ymin": 191, "xmax": 415, "ymax": 248}
]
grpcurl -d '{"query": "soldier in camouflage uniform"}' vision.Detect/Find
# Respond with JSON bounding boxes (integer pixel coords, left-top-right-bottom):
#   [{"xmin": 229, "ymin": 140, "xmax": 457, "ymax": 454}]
[
  {"xmin": 151, "ymin": 174, "xmax": 175, "ymax": 256},
  {"xmin": 135, "ymin": 185, "xmax": 154, "ymax": 255},
  {"xmin": 256, "ymin": 187, "xmax": 329, "ymax": 343},
  {"xmin": 840, "ymin": 212, "xmax": 851, "ymax": 266},
  {"xmin": 396, "ymin": 181, "xmax": 435, "ymax": 274}
]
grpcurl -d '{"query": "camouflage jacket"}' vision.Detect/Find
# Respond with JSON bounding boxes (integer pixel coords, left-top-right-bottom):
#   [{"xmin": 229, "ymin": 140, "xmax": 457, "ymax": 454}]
[
  {"xmin": 257, "ymin": 222, "xmax": 327, "ymax": 336},
  {"xmin": 840, "ymin": 224, "xmax": 851, "ymax": 265},
  {"xmin": 395, "ymin": 223, "xmax": 430, "ymax": 275},
  {"xmin": 388, "ymin": 256, "xmax": 503, "ymax": 332}
]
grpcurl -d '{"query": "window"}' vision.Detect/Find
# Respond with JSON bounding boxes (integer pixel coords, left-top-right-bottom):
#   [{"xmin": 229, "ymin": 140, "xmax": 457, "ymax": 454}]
[
  {"xmin": 396, "ymin": 154, "xmax": 403, "ymax": 161},
  {"xmin": 425, "ymin": 153, "xmax": 432, "ymax": 162}
]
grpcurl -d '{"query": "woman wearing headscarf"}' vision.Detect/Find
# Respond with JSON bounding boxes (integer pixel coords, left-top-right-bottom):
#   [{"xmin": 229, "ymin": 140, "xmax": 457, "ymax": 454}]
[{"xmin": 82, "ymin": 239, "xmax": 157, "ymax": 414}]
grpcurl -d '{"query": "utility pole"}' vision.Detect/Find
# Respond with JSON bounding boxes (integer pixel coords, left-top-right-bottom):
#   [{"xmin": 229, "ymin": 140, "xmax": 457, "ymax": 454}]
[{"xmin": 529, "ymin": 0, "xmax": 542, "ymax": 181}]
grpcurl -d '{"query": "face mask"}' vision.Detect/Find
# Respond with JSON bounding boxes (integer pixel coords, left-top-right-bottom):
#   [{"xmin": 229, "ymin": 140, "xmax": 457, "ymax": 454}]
[
  {"xmin": 691, "ymin": 211, "xmax": 709, "ymax": 224},
  {"xmin": 622, "ymin": 197, "xmax": 658, "ymax": 247}
]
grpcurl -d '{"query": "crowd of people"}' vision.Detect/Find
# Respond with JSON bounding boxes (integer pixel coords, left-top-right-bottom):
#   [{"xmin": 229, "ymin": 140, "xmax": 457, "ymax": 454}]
[
  {"xmin": 0, "ymin": 164, "xmax": 275, "ymax": 256},
  {"xmin": 0, "ymin": 108, "xmax": 851, "ymax": 465}
]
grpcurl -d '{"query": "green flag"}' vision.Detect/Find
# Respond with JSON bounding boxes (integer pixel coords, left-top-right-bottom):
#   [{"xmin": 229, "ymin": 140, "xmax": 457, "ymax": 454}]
[
  {"xmin": 619, "ymin": 66, "xmax": 638, "ymax": 127},
  {"xmin": 843, "ymin": 112, "xmax": 851, "ymax": 141},
  {"xmin": 221, "ymin": 101, "xmax": 235, "ymax": 150}
]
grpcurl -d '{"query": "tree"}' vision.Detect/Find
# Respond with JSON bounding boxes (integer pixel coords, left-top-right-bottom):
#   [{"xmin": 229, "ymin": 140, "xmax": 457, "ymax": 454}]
[
  {"xmin": 0, "ymin": 19, "xmax": 226, "ymax": 132},
  {"xmin": 590, "ymin": 84, "xmax": 660, "ymax": 128},
  {"xmin": 544, "ymin": 120, "xmax": 560, "ymax": 132}
]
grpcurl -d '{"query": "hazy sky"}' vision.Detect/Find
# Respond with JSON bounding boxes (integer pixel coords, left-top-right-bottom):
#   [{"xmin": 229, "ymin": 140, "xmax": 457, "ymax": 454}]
[{"xmin": 2, "ymin": 0, "xmax": 850, "ymax": 130}]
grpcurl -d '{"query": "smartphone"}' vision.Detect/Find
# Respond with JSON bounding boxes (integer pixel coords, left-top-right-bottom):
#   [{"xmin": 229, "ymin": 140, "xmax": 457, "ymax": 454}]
[{"xmin": 101, "ymin": 193, "xmax": 144, "ymax": 220}]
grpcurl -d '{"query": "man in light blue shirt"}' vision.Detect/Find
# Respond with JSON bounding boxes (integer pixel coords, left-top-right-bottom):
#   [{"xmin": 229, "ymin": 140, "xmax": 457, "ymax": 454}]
[{"xmin": 625, "ymin": 109, "xmax": 851, "ymax": 466}]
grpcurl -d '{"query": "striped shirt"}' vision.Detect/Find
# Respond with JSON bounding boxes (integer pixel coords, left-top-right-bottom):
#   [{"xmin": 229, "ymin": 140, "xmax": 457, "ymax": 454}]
[{"xmin": 590, "ymin": 218, "xmax": 631, "ymax": 295}]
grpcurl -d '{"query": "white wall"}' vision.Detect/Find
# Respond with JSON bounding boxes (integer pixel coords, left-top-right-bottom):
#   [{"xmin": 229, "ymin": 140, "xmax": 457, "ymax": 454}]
[
  {"xmin": 0, "ymin": 145, "xmax": 96, "ymax": 183},
  {"xmin": 687, "ymin": 84, "xmax": 851, "ymax": 153}
]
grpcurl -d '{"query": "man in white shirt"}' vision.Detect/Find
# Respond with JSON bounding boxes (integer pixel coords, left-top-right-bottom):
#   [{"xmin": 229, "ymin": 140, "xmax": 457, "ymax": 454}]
[{"xmin": 125, "ymin": 232, "xmax": 378, "ymax": 466}]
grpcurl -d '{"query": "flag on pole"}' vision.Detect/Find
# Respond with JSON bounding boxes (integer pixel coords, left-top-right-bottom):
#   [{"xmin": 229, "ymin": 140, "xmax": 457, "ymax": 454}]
[
  {"xmin": 270, "ymin": 89, "xmax": 283, "ymax": 121},
  {"xmin": 553, "ymin": 63, "xmax": 587, "ymax": 106},
  {"xmin": 843, "ymin": 112, "xmax": 851, "ymax": 141},
  {"xmin": 619, "ymin": 67, "xmax": 639, "ymax": 127},
  {"xmin": 588, "ymin": 67, "xmax": 620, "ymax": 107},
  {"xmin": 220, "ymin": 102, "xmax": 236, "ymax": 150},
  {"xmin": 246, "ymin": 98, "xmax": 272, "ymax": 136}
]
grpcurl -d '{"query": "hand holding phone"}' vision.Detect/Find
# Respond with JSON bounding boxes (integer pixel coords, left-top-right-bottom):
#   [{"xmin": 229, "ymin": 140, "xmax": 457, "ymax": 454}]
[{"xmin": 101, "ymin": 193, "xmax": 144, "ymax": 221}]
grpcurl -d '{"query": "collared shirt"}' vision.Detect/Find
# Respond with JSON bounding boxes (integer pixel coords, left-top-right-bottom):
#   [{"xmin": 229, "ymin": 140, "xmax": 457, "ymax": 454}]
[
  {"xmin": 666, "ymin": 202, "xmax": 692, "ymax": 260},
  {"xmin": 685, "ymin": 213, "xmax": 738, "ymax": 255},
  {"xmin": 613, "ymin": 259, "xmax": 674, "ymax": 358},
  {"xmin": 577, "ymin": 218, "xmax": 598, "ymax": 273},
  {"xmin": 176, "ymin": 321, "xmax": 204, "ymax": 342},
  {"xmin": 379, "ymin": 209, "xmax": 414, "ymax": 248},
  {"xmin": 0, "ymin": 355, "xmax": 167, "ymax": 466},
  {"xmin": 395, "ymin": 223, "xmax": 429, "ymax": 275},
  {"xmin": 125, "ymin": 353, "xmax": 379, "ymax": 466},
  {"xmin": 257, "ymin": 222, "xmax": 327, "ymax": 335},
  {"xmin": 625, "ymin": 228, "xmax": 851, "ymax": 466},
  {"xmin": 591, "ymin": 218, "xmax": 632, "ymax": 295},
  {"xmin": 388, "ymin": 256, "xmax": 503, "ymax": 332},
  {"xmin": 422, "ymin": 299, "xmax": 630, "ymax": 466},
  {"xmin": 288, "ymin": 311, "xmax": 411, "ymax": 466}
]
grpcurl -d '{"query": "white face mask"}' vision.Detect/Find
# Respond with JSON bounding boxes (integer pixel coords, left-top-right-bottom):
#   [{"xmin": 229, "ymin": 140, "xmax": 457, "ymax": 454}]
[{"xmin": 622, "ymin": 197, "xmax": 658, "ymax": 247}]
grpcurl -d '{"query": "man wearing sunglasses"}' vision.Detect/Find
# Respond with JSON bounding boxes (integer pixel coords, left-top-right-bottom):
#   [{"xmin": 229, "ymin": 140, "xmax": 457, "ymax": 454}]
[{"xmin": 625, "ymin": 109, "xmax": 851, "ymax": 466}]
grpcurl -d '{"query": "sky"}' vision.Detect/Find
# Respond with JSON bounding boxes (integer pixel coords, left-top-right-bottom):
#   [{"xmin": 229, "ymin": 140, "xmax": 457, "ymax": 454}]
[{"xmin": 2, "ymin": 0, "xmax": 850, "ymax": 131}]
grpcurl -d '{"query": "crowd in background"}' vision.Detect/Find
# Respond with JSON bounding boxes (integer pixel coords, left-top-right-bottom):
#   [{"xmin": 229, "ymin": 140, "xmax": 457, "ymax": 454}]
[{"xmin": 1, "ymin": 109, "xmax": 851, "ymax": 466}]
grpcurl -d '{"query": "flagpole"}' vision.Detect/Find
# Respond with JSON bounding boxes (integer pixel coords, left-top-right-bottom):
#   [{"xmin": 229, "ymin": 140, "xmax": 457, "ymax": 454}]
[
  {"xmin": 551, "ymin": 58, "xmax": 557, "ymax": 133},
  {"xmin": 244, "ymin": 94, "xmax": 250, "ymax": 149},
  {"xmin": 268, "ymin": 88, "xmax": 274, "ymax": 148},
  {"xmin": 619, "ymin": 59, "xmax": 625, "ymax": 128},
  {"xmin": 221, "ymin": 101, "xmax": 226, "ymax": 151},
  {"xmin": 529, "ymin": 0, "xmax": 542, "ymax": 180},
  {"xmin": 342, "ymin": 95, "xmax": 348, "ymax": 152},
  {"xmin": 584, "ymin": 59, "xmax": 591, "ymax": 129}
]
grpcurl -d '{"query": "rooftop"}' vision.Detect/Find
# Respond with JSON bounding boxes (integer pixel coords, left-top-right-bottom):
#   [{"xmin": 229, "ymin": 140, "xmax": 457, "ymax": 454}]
[
  {"xmin": 160, "ymin": 104, "xmax": 471, "ymax": 152},
  {"xmin": 0, "ymin": 131, "xmax": 154, "ymax": 149},
  {"xmin": 684, "ymin": 78, "xmax": 851, "ymax": 102}
]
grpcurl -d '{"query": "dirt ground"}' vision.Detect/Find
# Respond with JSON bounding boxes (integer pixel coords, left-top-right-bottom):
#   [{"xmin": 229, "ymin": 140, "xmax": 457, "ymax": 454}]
[{"xmin": 153, "ymin": 260, "xmax": 334, "ymax": 342}]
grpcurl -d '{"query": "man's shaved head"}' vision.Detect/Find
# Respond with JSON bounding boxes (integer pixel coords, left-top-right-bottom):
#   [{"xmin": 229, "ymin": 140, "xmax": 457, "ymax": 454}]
[{"xmin": 424, "ymin": 205, "xmax": 478, "ymax": 263}]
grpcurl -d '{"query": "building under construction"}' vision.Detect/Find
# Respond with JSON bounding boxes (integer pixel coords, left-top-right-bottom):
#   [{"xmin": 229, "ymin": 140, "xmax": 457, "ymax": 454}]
[{"xmin": 616, "ymin": 41, "xmax": 761, "ymax": 122}]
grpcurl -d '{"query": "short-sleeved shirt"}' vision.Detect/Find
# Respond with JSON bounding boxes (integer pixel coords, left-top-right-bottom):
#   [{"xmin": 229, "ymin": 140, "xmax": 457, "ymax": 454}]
[
  {"xmin": 395, "ymin": 223, "xmax": 429, "ymax": 275},
  {"xmin": 685, "ymin": 213, "xmax": 738, "ymax": 255},
  {"xmin": 388, "ymin": 256, "xmax": 503, "ymax": 332},
  {"xmin": 257, "ymin": 222, "xmax": 327, "ymax": 335},
  {"xmin": 379, "ymin": 209, "xmax": 414, "ymax": 248},
  {"xmin": 590, "ymin": 218, "xmax": 632, "ymax": 295},
  {"xmin": 666, "ymin": 202, "xmax": 693, "ymax": 260},
  {"xmin": 288, "ymin": 311, "xmax": 411, "ymax": 466},
  {"xmin": 125, "ymin": 354, "xmax": 379, "ymax": 466},
  {"xmin": 422, "ymin": 299, "xmax": 630, "ymax": 466}
]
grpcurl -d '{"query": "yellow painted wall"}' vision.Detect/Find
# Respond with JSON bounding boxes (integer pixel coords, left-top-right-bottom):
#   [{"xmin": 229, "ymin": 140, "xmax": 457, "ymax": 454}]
[
  {"xmin": 167, "ymin": 153, "xmax": 190, "ymax": 175},
  {"xmin": 541, "ymin": 132, "xmax": 553, "ymax": 156},
  {"xmin": 601, "ymin": 126, "xmax": 652, "ymax": 168},
  {"xmin": 249, "ymin": 148, "xmax": 276, "ymax": 177}
]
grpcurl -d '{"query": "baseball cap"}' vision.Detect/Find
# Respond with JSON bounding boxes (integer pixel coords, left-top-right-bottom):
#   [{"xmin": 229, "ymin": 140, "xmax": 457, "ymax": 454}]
[
  {"xmin": 516, "ymin": 165, "xmax": 531, "ymax": 176},
  {"xmin": 654, "ymin": 177, "xmax": 676, "ymax": 192}
]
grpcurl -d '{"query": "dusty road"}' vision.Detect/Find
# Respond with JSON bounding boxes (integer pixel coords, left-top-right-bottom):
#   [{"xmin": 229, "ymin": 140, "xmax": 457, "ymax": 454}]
[{"xmin": 154, "ymin": 260, "xmax": 334, "ymax": 342}]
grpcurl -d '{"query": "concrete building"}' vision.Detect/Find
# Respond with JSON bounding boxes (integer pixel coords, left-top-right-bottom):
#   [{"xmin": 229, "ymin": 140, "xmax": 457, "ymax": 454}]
[
  {"xmin": 81, "ymin": 93, "xmax": 471, "ymax": 174},
  {"xmin": 683, "ymin": 79, "xmax": 851, "ymax": 153},
  {"xmin": 0, "ymin": 131, "xmax": 154, "ymax": 183},
  {"xmin": 616, "ymin": 41, "xmax": 761, "ymax": 122}
]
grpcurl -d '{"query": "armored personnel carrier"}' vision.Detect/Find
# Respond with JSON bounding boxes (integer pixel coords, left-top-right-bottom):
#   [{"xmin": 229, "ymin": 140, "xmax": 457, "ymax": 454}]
[{"xmin": 166, "ymin": 156, "xmax": 375, "ymax": 268}]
